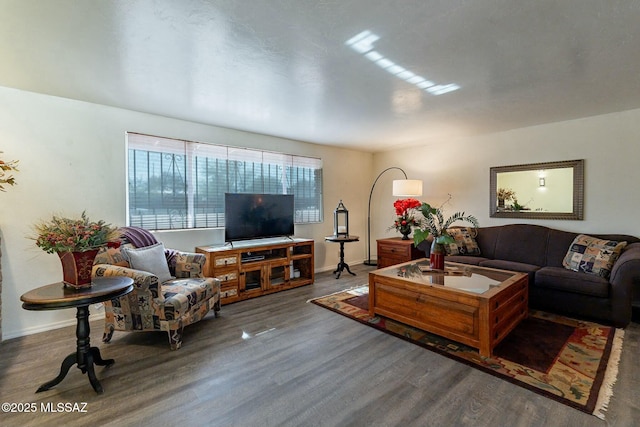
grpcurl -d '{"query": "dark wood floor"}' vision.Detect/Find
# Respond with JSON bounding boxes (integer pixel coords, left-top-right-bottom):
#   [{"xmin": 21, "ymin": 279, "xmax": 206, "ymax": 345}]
[{"xmin": 1, "ymin": 263, "xmax": 638, "ymax": 427}]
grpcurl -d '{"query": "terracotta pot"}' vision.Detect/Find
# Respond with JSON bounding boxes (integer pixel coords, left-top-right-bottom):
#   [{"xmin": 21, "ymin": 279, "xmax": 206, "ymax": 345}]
[{"xmin": 58, "ymin": 249, "xmax": 100, "ymax": 289}]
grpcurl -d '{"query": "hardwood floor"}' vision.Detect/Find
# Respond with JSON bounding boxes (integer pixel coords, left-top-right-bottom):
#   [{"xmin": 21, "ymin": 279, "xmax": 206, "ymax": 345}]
[{"xmin": 1, "ymin": 263, "xmax": 638, "ymax": 427}]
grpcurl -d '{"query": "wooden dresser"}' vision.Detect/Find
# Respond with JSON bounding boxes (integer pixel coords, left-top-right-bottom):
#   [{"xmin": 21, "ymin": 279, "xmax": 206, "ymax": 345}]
[{"xmin": 376, "ymin": 237, "xmax": 424, "ymax": 268}]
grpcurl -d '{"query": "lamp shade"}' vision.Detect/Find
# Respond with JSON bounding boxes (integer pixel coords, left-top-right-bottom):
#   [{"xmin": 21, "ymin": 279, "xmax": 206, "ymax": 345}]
[{"xmin": 392, "ymin": 179, "xmax": 423, "ymax": 197}]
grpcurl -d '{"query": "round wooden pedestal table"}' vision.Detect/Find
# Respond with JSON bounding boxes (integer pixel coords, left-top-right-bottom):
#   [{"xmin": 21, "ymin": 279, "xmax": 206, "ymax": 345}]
[
  {"xmin": 325, "ymin": 235, "xmax": 360, "ymax": 279},
  {"xmin": 20, "ymin": 277, "xmax": 134, "ymax": 394}
]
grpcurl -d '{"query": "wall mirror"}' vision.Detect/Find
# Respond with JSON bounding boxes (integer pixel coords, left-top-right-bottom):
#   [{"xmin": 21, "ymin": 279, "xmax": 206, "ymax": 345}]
[{"xmin": 490, "ymin": 159, "xmax": 584, "ymax": 220}]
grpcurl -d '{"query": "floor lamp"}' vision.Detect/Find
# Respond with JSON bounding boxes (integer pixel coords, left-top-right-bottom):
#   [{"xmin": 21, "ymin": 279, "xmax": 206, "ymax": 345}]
[{"xmin": 364, "ymin": 167, "xmax": 423, "ymax": 266}]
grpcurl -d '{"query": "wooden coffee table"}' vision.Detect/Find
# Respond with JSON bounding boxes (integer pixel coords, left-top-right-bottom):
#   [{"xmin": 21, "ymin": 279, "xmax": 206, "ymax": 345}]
[{"xmin": 369, "ymin": 260, "xmax": 528, "ymax": 357}]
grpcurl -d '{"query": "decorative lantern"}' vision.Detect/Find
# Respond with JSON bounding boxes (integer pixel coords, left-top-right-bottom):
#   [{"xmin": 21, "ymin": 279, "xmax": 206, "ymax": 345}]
[{"xmin": 333, "ymin": 200, "xmax": 349, "ymax": 237}]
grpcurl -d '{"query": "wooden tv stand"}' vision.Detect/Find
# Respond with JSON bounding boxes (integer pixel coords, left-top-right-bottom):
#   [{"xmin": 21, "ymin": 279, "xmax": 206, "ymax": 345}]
[{"xmin": 196, "ymin": 238, "xmax": 314, "ymax": 304}]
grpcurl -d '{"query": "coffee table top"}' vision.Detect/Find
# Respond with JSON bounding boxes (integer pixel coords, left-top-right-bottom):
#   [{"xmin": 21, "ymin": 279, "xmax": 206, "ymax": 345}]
[{"xmin": 371, "ymin": 259, "xmax": 522, "ymax": 295}]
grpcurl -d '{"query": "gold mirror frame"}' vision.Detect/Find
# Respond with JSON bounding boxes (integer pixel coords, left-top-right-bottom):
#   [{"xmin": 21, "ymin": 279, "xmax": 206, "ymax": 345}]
[{"xmin": 490, "ymin": 159, "xmax": 584, "ymax": 220}]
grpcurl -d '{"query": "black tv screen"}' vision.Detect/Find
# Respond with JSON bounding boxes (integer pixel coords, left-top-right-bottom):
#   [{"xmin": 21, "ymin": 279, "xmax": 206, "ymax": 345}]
[{"xmin": 225, "ymin": 193, "xmax": 295, "ymax": 242}]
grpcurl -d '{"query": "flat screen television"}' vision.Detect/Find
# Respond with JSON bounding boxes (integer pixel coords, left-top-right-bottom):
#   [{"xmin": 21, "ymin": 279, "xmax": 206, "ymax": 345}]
[{"xmin": 224, "ymin": 193, "xmax": 295, "ymax": 242}]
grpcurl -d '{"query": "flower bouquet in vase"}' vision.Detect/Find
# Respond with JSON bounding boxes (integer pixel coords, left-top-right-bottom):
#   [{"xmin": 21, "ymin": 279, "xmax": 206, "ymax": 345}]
[
  {"xmin": 390, "ymin": 198, "xmax": 422, "ymax": 240},
  {"xmin": 32, "ymin": 212, "xmax": 119, "ymax": 289}
]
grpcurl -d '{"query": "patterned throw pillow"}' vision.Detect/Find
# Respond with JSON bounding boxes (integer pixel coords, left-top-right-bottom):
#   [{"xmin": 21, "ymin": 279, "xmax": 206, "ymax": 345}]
[
  {"xmin": 444, "ymin": 227, "xmax": 481, "ymax": 256},
  {"xmin": 94, "ymin": 244, "xmax": 130, "ymax": 267},
  {"xmin": 562, "ymin": 234, "xmax": 627, "ymax": 278}
]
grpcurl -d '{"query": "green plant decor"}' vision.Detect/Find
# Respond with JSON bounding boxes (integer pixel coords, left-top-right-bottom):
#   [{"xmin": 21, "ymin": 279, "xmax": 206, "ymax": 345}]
[
  {"xmin": 412, "ymin": 200, "xmax": 479, "ymax": 247},
  {"xmin": 0, "ymin": 151, "xmax": 19, "ymax": 192}
]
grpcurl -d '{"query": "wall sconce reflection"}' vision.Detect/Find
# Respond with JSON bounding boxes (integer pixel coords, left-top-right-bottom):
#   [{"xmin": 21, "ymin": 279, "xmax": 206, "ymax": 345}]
[{"xmin": 539, "ymin": 177, "xmax": 546, "ymax": 187}]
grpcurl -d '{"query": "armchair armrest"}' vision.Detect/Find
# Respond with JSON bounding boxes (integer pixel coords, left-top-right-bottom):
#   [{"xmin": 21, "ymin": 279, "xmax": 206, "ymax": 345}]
[
  {"xmin": 92, "ymin": 264, "xmax": 161, "ymax": 298},
  {"xmin": 169, "ymin": 251, "xmax": 206, "ymax": 278}
]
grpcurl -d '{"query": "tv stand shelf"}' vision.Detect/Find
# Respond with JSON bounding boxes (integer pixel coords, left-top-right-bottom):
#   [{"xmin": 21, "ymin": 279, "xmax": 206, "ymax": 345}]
[{"xmin": 196, "ymin": 238, "xmax": 314, "ymax": 304}]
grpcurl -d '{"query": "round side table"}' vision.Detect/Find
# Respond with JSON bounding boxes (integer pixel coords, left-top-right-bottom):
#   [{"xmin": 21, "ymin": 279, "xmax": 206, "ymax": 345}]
[
  {"xmin": 21, "ymin": 277, "xmax": 134, "ymax": 394},
  {"xmin": 325, "ymin": 235, "xmax": 360, "ymax": 279}
]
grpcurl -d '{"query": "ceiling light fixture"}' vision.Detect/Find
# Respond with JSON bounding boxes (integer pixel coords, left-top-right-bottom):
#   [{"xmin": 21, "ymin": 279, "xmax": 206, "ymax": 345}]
[{"xmin": 346, "ymin": 30, "xmax": 460, "ymax": 96}]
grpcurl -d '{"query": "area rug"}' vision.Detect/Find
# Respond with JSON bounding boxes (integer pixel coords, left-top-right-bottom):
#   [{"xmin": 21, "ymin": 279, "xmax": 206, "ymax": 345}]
[{"xmin": 309, "ymin": 286, "xmax": 624, "ymax": 419}]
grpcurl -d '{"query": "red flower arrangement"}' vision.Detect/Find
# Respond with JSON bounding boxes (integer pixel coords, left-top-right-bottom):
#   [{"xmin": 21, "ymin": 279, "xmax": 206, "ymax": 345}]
[
  {"xmin": 394, "ymin": 198, "xmax": 422, "ymax": 217},
  {"xmin": 391, "ymin": 198, "xmax": 422, "ymax": 239}
]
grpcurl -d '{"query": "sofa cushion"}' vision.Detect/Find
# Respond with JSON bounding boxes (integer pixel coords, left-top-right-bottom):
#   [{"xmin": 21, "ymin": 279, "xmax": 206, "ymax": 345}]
[
  {"xmin": 478, "ymin": 259, "xmax": 541, "ymax": 274},
  {"xmin": 122, "ymin": 242, "xmax": 174, "ymax": 283},
  {"xmin": 562, "ymin": 234, "xmax": 627, "ymax": 279},
  {"xmin": 493, "ymin": 224, "xmax": 549, "ymax": 266},
  {"xmin": 535, "ymin": 266, "xmax": 609, "ymax": 298},
  {"xmin": 474, "ymin": 226, "xmax": 502, "ymax": 259},
  {"xmin": 478, "ymin": 259, "xmax": 540, "ymax": 285},
  {"xmin": 444, "ymin": 227, "xmax": 481, "ymax": 256},
  {"xmin": 546, "ymin": 229, "xmax": 581, "ymax": 267}
]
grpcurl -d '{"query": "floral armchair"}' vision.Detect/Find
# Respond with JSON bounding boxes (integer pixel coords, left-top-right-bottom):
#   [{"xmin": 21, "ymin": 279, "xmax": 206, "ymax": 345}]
[{"xmin": 91, "ymin": 234, "xmax": 220, "ymax": 350}]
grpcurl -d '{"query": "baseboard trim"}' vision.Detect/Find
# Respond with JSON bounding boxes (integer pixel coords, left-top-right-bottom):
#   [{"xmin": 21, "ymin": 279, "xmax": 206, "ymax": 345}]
[
  {"xmin": 315, "ymin": 259, "xmax": 366, "ymax": 274},
  {"xmin": 2, "ymin": 310, "xmax": 105, "ymax": 341}
]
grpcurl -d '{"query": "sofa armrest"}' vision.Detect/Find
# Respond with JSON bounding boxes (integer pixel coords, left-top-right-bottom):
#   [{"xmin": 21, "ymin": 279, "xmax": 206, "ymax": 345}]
[
  {"xmin": 170, "ymin": 251, "xmax": 206, "ymax": 278},
  {"xmin": 608, "ymin": 242, "xmax": 640, "ymax": 326},
  {"xmin": 92, "ymin": 264, "xmax": 161, "ymax": 298},
  {"xmin": 610, "ymin": 242, "xmax": 640, "ymax": 283}
]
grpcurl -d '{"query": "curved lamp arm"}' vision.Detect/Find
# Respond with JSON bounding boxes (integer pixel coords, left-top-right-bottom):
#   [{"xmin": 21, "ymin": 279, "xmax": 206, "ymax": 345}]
[{"xmin": 365, "ymin": 167, "xmax": 408, "ymax": 265}]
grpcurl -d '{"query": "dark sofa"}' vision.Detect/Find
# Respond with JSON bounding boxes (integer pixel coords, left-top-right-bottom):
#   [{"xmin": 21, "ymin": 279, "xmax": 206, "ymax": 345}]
[{"xmin": 439, "ymin": 224, "xmax": 640, "ymax": 327}]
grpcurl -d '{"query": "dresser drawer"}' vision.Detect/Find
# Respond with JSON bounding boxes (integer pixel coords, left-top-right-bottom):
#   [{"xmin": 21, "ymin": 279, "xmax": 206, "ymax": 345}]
[
  {"xmin": 214, "ymin": 270, "xmax": 238, "ymax": 284},
  {"xmin": 377, "ymin": 238, "xmax": 423, "ymax": 268},
  {"xmin": 214, "ymin": 254, "xmax": 239, "ymax": 267},
  {"xmin": 378, "ymin": 242, "xmax": 412, "ymax": 259}
]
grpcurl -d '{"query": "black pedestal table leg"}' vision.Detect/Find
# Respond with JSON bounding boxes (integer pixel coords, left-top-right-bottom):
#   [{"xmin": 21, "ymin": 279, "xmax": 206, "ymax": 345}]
[
  {"xmin": 76, "ymin": 305, "xmax": 106, "ymax": 393},
  {"xmin": 85, "ymin": 350, "xmax": 104, "ymax": 394},
  {"xmin": 90, "ymin": 347, "xmax": 115, "ymax": 367},
  {"xmin": 333, "ymin": 241, "xmax": 356, "ymax": 278},
  {"xmin": 36, "ymin": 352, "xmax": 77, "ymax": 393},
  {"xmin": 343, "ymin": 262, "xmax": 356, "ymax": 276},
  {"xmin": 37, "ymin": 305, "xmax": 108, "ymax": 393}
]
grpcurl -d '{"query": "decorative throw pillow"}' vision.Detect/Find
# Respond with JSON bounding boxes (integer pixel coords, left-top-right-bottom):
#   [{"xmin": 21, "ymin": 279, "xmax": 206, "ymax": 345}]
[
  {"xmin": 94, "ymin": 244, "xmax": 130, "ymax": 267},
  {"xmin": 444, "ymin": 227, "xmax": 481, "ymax": 256},
  {"xmin": 122, "ymin": 242, "xmax": 174, "ymax": 283},
  {"xmin": 562, "ymin": 234, "xmax": 627, "ymax": 278}
]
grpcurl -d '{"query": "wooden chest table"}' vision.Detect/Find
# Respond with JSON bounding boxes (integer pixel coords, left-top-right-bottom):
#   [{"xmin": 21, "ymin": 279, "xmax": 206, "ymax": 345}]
[
  {"xmin": 376, "ymin": 237, "xmax": 423, "ymax": 268},
  {"xmin": 369, "ymin": 260, "xmax": 528, "ymax": 357}
]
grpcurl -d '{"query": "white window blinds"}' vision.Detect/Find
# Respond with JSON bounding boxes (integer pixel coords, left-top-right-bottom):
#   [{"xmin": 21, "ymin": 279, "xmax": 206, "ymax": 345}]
[{"xmin": 127, "ymin": 132, "xmax": 323, "ymax": 230}]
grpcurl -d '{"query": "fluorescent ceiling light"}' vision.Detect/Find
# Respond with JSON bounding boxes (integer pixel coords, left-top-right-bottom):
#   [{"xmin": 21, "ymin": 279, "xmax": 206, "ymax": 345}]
[
  {"xmin": 387, "ymin": 65, "xmax": 406, "ymax": 75},
  {"xmin": 407, "ymin": 76, "xmax": 425, "ymax": 84},
  {"xmin": 376, "ymin": 58, "xmax": 395, "ymax": 69},
  {"xmin": 345, "ymin": 30, "xmax": 379, "ymax": 54},
  {"xmin": 365, "ymin": 51, "xmax": 383, "ymax": 61},
  {"xmin": 427, "ymin": 84, "xmax": 460, "ymax": 95},
  {"xmin": 397, "ymin": 70, "xmax": 415, "ymax": 80},
  {"xmin": 416, "ymin": 80, "xmax": 435, "ymax": 89},
  {"xmin": 346, "ymin": 30, "xmax": 460, "ymax": 96},
  {"xmin": 345, "ymin": 30, "xmax": 372, "ymax": 46}
]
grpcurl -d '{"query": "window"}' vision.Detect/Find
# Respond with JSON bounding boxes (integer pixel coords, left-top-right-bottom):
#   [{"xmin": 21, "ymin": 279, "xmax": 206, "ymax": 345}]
[{"xmin": 127, "ymin": 133, "xmax": 323, "ymax": 230}]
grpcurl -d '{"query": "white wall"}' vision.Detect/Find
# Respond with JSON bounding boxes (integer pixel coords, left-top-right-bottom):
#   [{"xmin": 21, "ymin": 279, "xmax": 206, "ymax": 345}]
[
  {"xmin": 372, "ymin": 108, "xmax": 640, "ymax": 250},
  {"xmin": 0, "ymin": 86, "xmax": 372, "ymax": 339}
]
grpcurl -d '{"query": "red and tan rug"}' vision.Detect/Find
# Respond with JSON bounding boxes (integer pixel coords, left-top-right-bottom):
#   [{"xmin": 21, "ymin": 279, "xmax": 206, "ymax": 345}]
[{"xmin": 309, "ymin": 286, "xmax": 624, "ymax": 419}]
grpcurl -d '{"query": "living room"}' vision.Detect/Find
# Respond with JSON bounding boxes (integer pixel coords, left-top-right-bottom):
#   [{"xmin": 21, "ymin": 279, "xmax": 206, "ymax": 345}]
[{"xmin": 1, "ymin": 1, "xmax": 639, "ymax": 426}]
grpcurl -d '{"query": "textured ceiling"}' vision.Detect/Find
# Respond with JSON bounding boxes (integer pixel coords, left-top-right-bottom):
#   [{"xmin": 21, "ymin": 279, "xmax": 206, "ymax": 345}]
[{"xmin": 2, "ymin": 0, "xmax": 640, "ymax": 152}]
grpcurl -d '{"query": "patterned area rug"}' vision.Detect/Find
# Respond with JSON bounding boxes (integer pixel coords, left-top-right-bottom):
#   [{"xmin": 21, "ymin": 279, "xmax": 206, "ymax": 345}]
[{"xmin": 309, "ymin": 286, "xmax": 624, "ymax": 419}]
